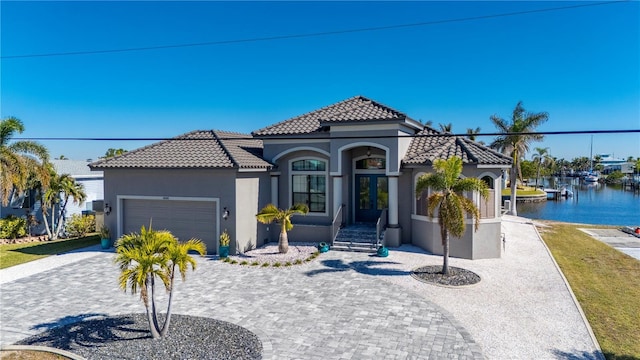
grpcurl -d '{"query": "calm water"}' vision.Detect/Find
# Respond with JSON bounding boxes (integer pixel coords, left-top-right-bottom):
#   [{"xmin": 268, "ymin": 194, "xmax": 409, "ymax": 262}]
[{"xmin": 517, "ymin": 177, "xmax": 640, "ymax": 226}]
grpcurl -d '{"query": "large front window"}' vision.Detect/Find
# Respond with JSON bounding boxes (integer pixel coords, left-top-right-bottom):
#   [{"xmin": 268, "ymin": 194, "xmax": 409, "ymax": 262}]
[{"xmin": 291, "ymin": 159, "xmax": 327, "ymax": 213}]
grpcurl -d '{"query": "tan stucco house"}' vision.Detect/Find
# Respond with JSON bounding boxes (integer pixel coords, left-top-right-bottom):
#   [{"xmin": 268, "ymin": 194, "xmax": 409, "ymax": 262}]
[{"xmin": 89, "ymin": 96, "xmax": 511, "ymax": 259}]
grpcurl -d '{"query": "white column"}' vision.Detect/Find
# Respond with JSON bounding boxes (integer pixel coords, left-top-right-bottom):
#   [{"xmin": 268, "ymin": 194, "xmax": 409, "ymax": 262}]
[
  {"xmin": 271, "ymin": 175, "xmax": 279, "ymax": 207},
  {"xmin": 388, "ymin": 176, "xmax": 399, "ymax": 226},
  {"xmin": 333, "ymin": 176, "xmax": 343, "ymax": 216}
]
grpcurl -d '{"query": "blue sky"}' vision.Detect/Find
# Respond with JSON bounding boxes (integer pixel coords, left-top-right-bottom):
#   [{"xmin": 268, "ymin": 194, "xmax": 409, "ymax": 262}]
[{"xmin": 2, "ymin": 1, "xmax": 639, "ymax": 162}]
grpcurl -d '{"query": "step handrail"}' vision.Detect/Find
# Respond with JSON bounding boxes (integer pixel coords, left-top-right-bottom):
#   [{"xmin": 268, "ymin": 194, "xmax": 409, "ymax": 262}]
[
  {"xmin": 376, "ymin": 208, "xmax": 388, "ymax": 249},
  {"xmin": 332, "ymin": 204, "xmax": 344, "ymax": 244}
]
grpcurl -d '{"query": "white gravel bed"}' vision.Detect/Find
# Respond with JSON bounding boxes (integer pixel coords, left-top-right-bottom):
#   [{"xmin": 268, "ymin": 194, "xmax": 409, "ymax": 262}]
[
  {"xmin": 226, "ymin": 242, "xmax": 319, "ymax": 265},
  {"xmin": 359, "ymin": 215, "xmax": 602, "ymax": 359}
]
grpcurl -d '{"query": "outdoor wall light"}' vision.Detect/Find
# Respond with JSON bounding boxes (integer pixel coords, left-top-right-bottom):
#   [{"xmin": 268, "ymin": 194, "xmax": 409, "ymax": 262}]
[
  {"xmin": 104, "ymin": 203, "xmax": 112, "ymax": 216},
  {"xmin": 222, "ymin": 207, "xmax": 230, "ymax": 220},
  {"xmin": 366, "ymin": 147, "xmax": 371, "ymax": 157}
]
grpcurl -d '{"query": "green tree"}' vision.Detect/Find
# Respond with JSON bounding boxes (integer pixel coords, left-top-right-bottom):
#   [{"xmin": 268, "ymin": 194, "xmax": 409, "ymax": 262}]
[
  {"xmin": 490, "ymin": 101, "xmax": 548, "ymax": 215},
  {"xmin": 115, "ymin": 225, "xmax": 206, "ymax": 339},
  {"xmin": 256, "ymin": 203, "xmax": 309, "ymax": 254},
  {"xmin": 35, "ymin": 166, "xmax": 87, "ymax": 239},
  {"xmin": 520, "ymin": 160, "xmax": 537, "ymax": 181},
  {"xmin": 0, "ymin": 117, "xmax": 49, "ymax": 206},
  {"xmin": 103, "ymin": 148, "xmax": 128, "ymax": 158},
  {"xmin": 415, "ymin": 156, "xmax": 488, "ymax": 275},
  {"xmin": 532, "ymin": 147, "xmax": 554, "ymax": 188}
]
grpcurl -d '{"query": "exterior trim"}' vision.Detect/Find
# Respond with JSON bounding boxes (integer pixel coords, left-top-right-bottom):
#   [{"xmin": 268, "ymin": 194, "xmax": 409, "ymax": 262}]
[
  {"xmin": 333, "ymin": 142, "xmax": 391, "ymax": 176},
  {"xmin": 273, "ymin": 147, "xmax": 331, "ymax": 162}
]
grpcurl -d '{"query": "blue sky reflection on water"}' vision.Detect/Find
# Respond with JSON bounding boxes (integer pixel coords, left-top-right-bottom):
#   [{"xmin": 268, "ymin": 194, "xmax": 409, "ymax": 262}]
[{"xmin": 517, "ymin": 181, "xmax": 640, "ymax": 226}]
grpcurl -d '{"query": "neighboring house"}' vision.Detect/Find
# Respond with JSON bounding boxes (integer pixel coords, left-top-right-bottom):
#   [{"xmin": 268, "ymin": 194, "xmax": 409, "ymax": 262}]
[
  {"xmin": 90, "ymin": 96, "xmax": 511, "ymax": 259},
  {"xmin": 598, "ymin": 154, "xmax": 635, "ymax": 175},
  {"xmin": 0, "ymin": 159, "xmax": 103, "ymax": 235}
]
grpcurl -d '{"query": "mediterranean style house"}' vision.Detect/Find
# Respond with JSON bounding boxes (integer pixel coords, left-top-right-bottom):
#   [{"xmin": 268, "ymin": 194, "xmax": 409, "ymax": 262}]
[{"xmin": 89, "ymin": 96, "xmax": 511, "ymax": 259}]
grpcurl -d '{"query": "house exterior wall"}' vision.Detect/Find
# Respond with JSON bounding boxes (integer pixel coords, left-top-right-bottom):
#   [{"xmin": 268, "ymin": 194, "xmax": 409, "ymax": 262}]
[
  {"xmin": 235, "ymin": 172, "xmax": 270, "ymax": 253},
  {"xmin": 104, "ymin": 169, "xmax": 238, "ymax": 253}
]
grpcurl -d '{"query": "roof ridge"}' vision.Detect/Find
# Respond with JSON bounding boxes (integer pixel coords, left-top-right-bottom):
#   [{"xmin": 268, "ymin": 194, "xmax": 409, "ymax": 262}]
[
  {"xmin": 212, "ymin": 130, "xmax": 239, "ymax": 168},
  {"xmin": 460, "ymin": 136, "xmax": 512, "ymax": 161},
  {"xmin": 456, "ymin": 137, "xmax": 479, "ymax": 163}
]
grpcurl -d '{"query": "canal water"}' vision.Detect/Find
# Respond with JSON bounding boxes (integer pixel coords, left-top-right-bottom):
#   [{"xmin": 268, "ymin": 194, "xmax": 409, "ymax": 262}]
[{"xmin": 517, "ymin": 177, "xmax": 640, "ymax": 227}]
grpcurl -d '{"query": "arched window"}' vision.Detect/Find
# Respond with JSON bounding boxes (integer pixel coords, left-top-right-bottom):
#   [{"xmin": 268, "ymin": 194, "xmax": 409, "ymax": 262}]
[
  {"xmin": 479, "ymin": 175, "xmax": 496, "ymax": 219},
  {"xmin": 291, "ymin": 159, "xmax": 327, "ymax": 213}
]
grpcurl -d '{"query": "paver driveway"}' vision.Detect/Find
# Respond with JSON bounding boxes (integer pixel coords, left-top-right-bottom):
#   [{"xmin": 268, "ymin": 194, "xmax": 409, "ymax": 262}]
[{"xmin": 0, "ymin": 250, "xmax": 483, "ymax": 359}]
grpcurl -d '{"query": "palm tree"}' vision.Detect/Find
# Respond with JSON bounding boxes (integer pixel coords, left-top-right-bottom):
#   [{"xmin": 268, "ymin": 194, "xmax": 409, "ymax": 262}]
[
  {"xmin": 532, "ymin": 147, "xmax": 554, "ymax": 188},
  {"xmin": 439, "ymin": 123, "xmax": 453, "ymax": 133},
  {"xmin": 415, "ymin": 156, "xmax": 488, "ymax": 275},
  {"xmin": 115, "ymin": 224, "xmax": 205, "ymax": 339},
  {"xmin": 103, "ymin": 148, "xmax": 128, "ymax": 158},
  {"xmin": 490, "ymin": 101, "xmax": 548, "ymax": 216},
  {"xmin": 1, "ymin": 117, "xmax": 49, "ymax": 206},
  {"xmin": 36, "ymin": 168, "xmax": 87, "ymax": 239},
  {"xmin": 466, "ymin": 127, "xmax": 485, "ymax": 145},
  {"xmin": 256, "ymin": 203, "xmax": 309, "ymax": 253}
]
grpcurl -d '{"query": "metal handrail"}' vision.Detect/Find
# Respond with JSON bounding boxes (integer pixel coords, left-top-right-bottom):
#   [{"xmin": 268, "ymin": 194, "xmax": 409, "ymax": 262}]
[
  {"xmin": 376, "ymin": 208, "xmax": 388, "ymax": 248},
  {"xmin": 331, "ymin": 205, "xmax": 344, "ymax": 244}
]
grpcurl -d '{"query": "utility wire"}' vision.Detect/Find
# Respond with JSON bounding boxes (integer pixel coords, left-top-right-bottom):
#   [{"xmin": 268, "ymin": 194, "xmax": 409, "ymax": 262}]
[
  {"xmin": 1, "ymin": 0, "xmax": 629, "ymax": 59},
  {"xmin": 14, "ymin": 129, "xmax": 640, "ymax": 141}
]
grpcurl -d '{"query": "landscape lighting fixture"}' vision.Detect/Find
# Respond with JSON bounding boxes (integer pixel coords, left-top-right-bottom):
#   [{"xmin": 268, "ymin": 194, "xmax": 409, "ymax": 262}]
[
  {"xmin": 222, "ymin": 207, "xmax": 230, "ymax": 220},
  {"xmin": 104, "ymin": 203, "xmax": 112, "ymax": 216}
]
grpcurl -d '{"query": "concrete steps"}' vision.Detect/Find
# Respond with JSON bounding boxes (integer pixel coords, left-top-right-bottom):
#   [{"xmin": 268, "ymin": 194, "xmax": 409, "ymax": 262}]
[{"xmin": 332, "ymin": 224, "xmax": 382, "ymax": 253}]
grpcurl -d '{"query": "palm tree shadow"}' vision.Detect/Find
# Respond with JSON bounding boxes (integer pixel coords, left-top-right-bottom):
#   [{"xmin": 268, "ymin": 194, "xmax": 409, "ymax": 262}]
[
  {"xmin": 305, "ymin": 259, "xmax": 410, "ymax": 277},
  {"xmin": 19, "ymin": 313, "xmax": 150, "ymax": 350},
  {"xmin": 551, "ymin": 349, "xmax": 609, "ymax": 360}
]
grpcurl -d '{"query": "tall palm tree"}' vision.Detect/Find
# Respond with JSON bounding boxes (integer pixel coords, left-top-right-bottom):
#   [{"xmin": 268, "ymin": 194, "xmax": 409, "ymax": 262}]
[
  {"xmin": 256, "ymin": 203, "xmax": 309, "ymax": 253},
  {"xmin": 490, "ymin": 101, "xmax": 548, "ymax": 216},
  {"xmin": 36, "ymin": 168, "xmax": 86, "ymax": 239},
  {"xmin": 532, "ymin": 147, "xmax": 554, "ymax": 188},
  {"xmin": 115, "ymin": 224, "xmax": 205, "ymax": 339},
  {"xmin": 1, "ymin": 117, "xmax": 49, "ymax": 206},
  {"xmin": 415, "ymin": 156, "xmax": 488, "ymax": 275}
]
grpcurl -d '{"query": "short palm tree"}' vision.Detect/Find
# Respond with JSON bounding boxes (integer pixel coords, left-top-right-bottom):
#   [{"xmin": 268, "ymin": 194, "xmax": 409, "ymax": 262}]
[
  {"xmin": 490, "ymin": 101, "xmax": 548, "ymax": 216},
  {"xmin": 1, "ymin": 116, "xmax": 49, "ymax": 206},
  {"xmin": 415, "ymin": 156, "xmax": 488, "ymax": 275},
  {"xmin": 115, "ymin": 224, "xmax": 206, "ymax": 339},
  {"xmin": 256, "ymin": 203, "xmax": 309, "ymax": 254}
]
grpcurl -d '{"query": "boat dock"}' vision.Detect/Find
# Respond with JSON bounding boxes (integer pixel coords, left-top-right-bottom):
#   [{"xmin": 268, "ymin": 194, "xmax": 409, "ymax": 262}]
[{"xmin": 544, "ymin": 188, "xmax": 572, "ymax": 201}]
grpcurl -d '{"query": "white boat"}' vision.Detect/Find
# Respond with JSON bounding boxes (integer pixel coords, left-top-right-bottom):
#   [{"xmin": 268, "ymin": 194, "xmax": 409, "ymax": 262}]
[
  {"xmin": 584, "ymin": 173, "xmax": 598, "ymax": 183},
  {"xmin": 584, "ymin": 136, "xmax": 599, "ymax": 183}
]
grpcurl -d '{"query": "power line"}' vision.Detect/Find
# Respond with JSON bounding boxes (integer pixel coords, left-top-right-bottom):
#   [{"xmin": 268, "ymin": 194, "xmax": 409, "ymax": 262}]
[
  {"xmin": 2, "ymin": 0, "xmax": 629, "ymax": 59},
  {"xmin": 13, "ymin": 129, "xmax": 640, "ymax": 141}
]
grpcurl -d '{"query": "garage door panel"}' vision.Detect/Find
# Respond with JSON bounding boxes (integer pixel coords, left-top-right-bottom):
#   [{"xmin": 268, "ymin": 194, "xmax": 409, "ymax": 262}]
[{"xmin": 122, "ymin": 199, "xmax": 217, "ymax": 253}]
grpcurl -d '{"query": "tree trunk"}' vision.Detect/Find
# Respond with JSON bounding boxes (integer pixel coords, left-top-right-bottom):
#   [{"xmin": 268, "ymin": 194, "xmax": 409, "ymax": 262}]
[
  {"xmin": 160, "ymin": 268, "xmax": 176, "ymax": 338},
  {"xmin": 54, "ymin": 196, "xmax": 69, "ymax": 239},
  {"xmin": 442, "ymin": 232, "xmax": 450, "ymax": 275},
  {"xmin": 41, "ymin": 207, "xmax": 53, "ymax": 239},
  {"xmin": 508, "ymin": 159, "xmax": 518, "ymax": 216},
  {"xmin": 278, "ymin": 226, "xmax": 289, "ymax": 254},
  {"xmin": 144, "ymin": 278, "xmax": 161, "ymax": 340},
  {"xmin": 148, "ymin": 275, "xmax": 161, "ymax": 339}
]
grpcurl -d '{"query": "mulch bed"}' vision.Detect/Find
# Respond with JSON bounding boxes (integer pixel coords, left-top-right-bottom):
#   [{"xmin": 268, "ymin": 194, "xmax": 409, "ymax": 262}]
[{"xmin": 411, "ymin": 265, "xmax": 481, "ymax": 287}]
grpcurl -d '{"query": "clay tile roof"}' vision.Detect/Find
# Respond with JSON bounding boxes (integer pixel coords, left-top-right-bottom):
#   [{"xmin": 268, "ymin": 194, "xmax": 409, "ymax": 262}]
[
  {"xmin": 89, "ymin": 130, "xmax": 272, "ymax": 170},
  {"xmin": 403, "ymin": 127, "xmax": 512, "ymax": 166},
  {"xmin": 252, "ymin": 95, "xmax": 410, "ymax": 136}
]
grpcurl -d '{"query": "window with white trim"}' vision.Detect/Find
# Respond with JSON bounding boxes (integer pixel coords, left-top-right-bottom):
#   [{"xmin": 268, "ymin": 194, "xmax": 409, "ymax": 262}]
[{"xmin": 291, "ymin": 159, "xmax": 327, "ymax": 213}]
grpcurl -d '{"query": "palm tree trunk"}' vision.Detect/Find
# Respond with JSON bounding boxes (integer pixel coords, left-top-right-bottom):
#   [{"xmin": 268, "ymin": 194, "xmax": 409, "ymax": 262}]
[
  {"xmin": 149, "ymin": 275, "xmax": 161, "ymax": 338},
  {"xmin": 41, "ymin": 207, "xmax": 53, "ymax": 239},
  {"xmin": 509, "ymin": 158, "xmax": 518, "ymax": 216},
  {"xmin": 160, "ymin": 268, "xmax": 176, "ymax": 338},
  {"xmin": 54, "ymin": 196, "xmax": 69, "ymax": 238},
  {"xmin": 442, "ymin": 232, "xmax": 450, "ymax": 275},
  {"xmin": 144, "ymin": 278, "xmax": 161, "ymax": 340},
  {"xmin": 278, "ymin": 226, "xmax": 289, "ymax": 254}
]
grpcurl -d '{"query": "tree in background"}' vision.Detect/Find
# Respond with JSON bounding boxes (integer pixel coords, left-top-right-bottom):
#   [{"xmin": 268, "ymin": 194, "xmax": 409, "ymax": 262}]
[
  {"xmin": 415, "ymin": 156, "xmax": 488, "ymax": 275},
  {"xmin": 1, "ymin": 117, "xmax": 49, "ymax": 206},
  {"xmin": 465, "ymin": 127, "xmax": 485, "ymax": 144},
  {"xmin": 256, "ymin": 204, "xmax": 309, "ymax": 254},
  {"xmin": 490, "ymin": 101, "xmax": 548, "ymax": 216},
  {"xmin": 103, "ymin": 148, "xmax": 128, "ymax": 158},
  {"xmin": 439, "ymin": 123, "xmax": 453, "ymax": 133},
  {"xmin": 532, "ymin": 147, "xmax": 554, "ymax": 188},
  {"xmin": 115, "ymin": 225, "xmax": 206, "ymax": 339}
]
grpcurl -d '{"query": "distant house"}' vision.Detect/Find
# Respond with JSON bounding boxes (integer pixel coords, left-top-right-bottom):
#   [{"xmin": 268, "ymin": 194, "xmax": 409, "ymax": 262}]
[
  {"xmin": 0, "ymin": 159, "xmax": 103, "ymax": 235},
  {"xmin": 598, "ymin": 154, "xmax": 635, "ymax": 174},
  {"xmin": 90, "ymin": 96, "xmax": 511, "ymax": 259}
]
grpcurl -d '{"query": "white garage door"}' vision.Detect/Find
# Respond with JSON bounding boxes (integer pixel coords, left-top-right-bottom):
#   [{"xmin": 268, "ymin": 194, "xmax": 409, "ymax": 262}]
[{"xmin": 122, "ymin": 199, "xmax": 217, "ymax": 253}]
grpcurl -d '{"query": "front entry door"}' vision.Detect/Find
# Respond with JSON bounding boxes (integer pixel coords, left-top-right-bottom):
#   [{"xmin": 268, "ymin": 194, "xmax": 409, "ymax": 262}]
[{"xmin": 355, "ymin": 174, "xmax": 388, "ymax": 222}]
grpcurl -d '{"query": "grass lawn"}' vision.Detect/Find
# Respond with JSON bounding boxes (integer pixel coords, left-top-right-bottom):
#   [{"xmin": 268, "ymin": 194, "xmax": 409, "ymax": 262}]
[
  {"xmin": 501, "ymin": 187, "xmax": 546, "ymax": 196},
  {"xmin": 537, "ymin": 222, "xmax": 640, "ymax": 360},
  {"xmin": 0, "ymin": 235, "xmax": 100, "ymax": 269}
]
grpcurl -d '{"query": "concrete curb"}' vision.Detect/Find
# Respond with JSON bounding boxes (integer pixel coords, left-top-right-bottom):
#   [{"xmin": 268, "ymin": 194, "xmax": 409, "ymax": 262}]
[
  {"xmin": 531, "ymin": 221, "xmax": 606, "ymax": 360},
  {"xmin": 1, "ymin": 345, "xmax": 86, "ymax": 360}
]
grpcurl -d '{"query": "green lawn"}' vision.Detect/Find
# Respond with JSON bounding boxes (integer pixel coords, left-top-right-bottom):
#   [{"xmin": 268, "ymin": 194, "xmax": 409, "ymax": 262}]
[
  {"xmin": 537, "ymin": 223, "xmax": 640, "ymax": 360},
  {"xmin": 501, "ymin": 188, "xmax": 546, "ymax": 196},
  {"xmin": 0, "ymin": 235, "xmax": 101, "ymax": 269}
]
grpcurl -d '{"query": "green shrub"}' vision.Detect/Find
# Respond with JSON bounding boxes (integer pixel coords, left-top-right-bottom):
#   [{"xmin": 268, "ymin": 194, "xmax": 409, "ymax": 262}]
[
  {"xmin": 294, "ymin": 259, "xmax": 303, "ymax": 265},
  {"xmin": 261, "ymin": 263, "xmax": 269, "ymax": 267},
  {"xmin": 273, "ymin": 262, "xmax": 281, "ymax": 267},
  {"xmin": 65, "ymin": 214, "xmax": 95, "ymax": 238},
  {"xmin": 0, "ymin": 215, "xmax": 27, "ymax": 239},
  {"xmin": 223, "ymin": 257, "xmax": 231, "ymax": 263},
  {"xmin": 251, "ymin": 261, "xmax": 259, "ymax": 266},
  {"xmin": 240, "ymin": 260, "xmax": 248, "ymax": 265}
]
